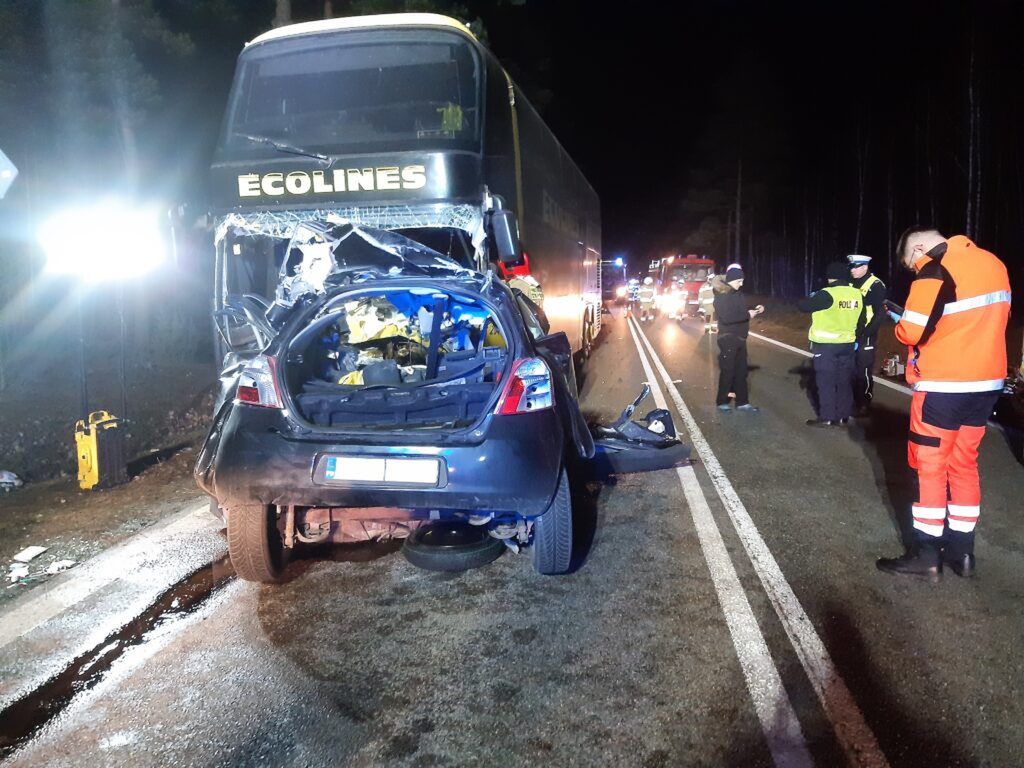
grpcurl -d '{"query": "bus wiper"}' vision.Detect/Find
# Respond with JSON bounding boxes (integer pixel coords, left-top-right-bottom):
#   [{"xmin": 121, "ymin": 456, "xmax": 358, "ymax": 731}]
[{"xmin": 236, "ymin": 133, "xmax": 332, "ymax": 164}]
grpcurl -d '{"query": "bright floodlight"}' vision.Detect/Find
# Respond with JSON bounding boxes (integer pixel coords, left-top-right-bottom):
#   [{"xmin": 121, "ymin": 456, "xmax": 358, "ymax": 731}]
[
  {"xmin": 614, "ymin": 257, "xmax": 624, "ymax": 267},
  {"xmin": 39, "ymin": 200, "xmax": 167, "ymax": 281}
]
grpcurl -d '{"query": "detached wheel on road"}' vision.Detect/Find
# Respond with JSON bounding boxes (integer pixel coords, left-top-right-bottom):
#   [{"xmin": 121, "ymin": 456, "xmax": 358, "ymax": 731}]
[
  {"xmin": 227, "ymin": 503, "xmax": 286, "ymax": 583},
  {"xmin": 402, "ymin": 522, "xmax": 505, "ymax": 572},
  {"xmin": 532, "ymin": 468, "xmax": 573, "ymax": 575}
]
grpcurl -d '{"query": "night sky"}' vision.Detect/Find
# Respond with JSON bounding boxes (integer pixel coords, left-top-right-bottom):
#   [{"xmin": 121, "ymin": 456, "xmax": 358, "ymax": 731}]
[{"xmin": 480, "ymin": 1, "xmax": 1024, "ymax": 297}]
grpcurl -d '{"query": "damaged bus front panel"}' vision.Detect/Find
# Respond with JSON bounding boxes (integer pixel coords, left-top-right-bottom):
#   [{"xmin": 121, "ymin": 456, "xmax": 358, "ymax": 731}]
[{"xmin": 209, "ymin": 14, "xmax": 601, "ymax": 353}]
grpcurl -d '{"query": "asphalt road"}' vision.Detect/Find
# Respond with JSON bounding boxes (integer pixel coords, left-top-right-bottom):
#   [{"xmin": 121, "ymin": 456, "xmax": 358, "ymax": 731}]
[{"xmin": 3, "ymin": 307, "xmax": 1022, "ymax": 768}]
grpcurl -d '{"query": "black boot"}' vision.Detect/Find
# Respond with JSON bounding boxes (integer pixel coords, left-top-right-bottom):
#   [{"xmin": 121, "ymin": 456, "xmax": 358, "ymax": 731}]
[
  {"xmin": 944, "ymin": 531, "xmax": 976, "ymax": 577},
  {"xmin": 876, "ymin": 546, "xmax": 942, "ymax": 582},
  {"xmin": 943, "ymin": 552, "xmax": 976, "ymax": 578}
]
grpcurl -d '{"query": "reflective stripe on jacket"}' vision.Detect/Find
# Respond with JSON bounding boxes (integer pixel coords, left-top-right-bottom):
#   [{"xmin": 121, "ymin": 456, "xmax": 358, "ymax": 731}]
[
  {"xmin": 809, "ymin": 286, "xmax": 862, "ymax": 344},
  {"xmin": 895, "ymin": 236, "xmax": 1010, "ymax": 392},
  {"xmin": 858, "ymin": 274, "xmax": 883, "ymax": 325}
]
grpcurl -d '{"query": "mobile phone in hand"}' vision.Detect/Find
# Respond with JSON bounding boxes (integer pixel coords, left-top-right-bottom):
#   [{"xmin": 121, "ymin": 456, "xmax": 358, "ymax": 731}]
[{"xmin": 884, "ymin": 299, "xmax": 904, "ymax": 315}]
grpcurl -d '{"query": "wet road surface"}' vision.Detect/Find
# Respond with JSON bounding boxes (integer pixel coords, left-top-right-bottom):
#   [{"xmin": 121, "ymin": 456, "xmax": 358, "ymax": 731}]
[{"xmin": 2, "ymin": 307, "xmax": 1022, "ymax": 767}]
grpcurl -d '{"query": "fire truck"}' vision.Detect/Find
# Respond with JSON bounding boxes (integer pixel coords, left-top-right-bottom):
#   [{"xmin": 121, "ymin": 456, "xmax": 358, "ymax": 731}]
[{"xmin": 649, "ymin": 255, "xmax": 715, "ymax": 319}]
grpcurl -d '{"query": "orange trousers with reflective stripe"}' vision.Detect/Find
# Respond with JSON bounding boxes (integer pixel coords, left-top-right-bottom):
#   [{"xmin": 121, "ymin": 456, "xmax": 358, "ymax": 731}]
[{"xmin": 908, "ymin": 391, "xmax": 994, "ymax": 549}]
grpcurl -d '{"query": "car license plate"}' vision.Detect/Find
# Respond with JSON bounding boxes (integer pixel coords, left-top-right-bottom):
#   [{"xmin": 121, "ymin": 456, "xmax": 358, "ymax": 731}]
[{"xmin": 323, "ymin": 456, "xmax": 439, "ymax": 485}]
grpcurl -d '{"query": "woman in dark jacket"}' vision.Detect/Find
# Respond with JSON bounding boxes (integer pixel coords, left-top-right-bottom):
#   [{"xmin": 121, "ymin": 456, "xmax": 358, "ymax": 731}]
[{"xmin": 712, "ymin": 265, "xmax": 764, "ymax": 411}]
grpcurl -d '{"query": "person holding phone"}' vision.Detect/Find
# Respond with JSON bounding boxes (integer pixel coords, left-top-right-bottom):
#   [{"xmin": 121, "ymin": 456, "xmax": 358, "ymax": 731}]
[
  {"xmin": 712, "ymin": 265, "xmax": 764, "ymax": 412},
  {"xmin": 876, "ymin": 228, "xmax": 1011, "ymax": 580}
]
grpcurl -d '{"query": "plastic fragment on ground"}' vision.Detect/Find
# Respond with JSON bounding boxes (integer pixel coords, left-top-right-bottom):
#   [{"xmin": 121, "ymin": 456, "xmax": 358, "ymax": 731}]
[
  {"xmin": 0, "ymin": 470, "xmax": 23, "ymax": 491},
  {"xmin": 8, "ymin": 564, "xmax": 29, "ymax": 583},
  {"xmin": 13, "ymin": 546, "xmax": 47, "ymax": 563},
  {"xmin": 46, "ymin": 559, "xmax": 76, "ymax": 575}
]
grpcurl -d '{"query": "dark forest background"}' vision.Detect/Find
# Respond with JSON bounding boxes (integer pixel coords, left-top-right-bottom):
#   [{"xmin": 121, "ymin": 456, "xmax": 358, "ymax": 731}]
[
  {"xmin": 540, "ymin": 2, "xmax": 1024, "ymax": 305},
  {"xmin": 1, "ymin": 0, "xmax": 1022, "ymax": 390}
]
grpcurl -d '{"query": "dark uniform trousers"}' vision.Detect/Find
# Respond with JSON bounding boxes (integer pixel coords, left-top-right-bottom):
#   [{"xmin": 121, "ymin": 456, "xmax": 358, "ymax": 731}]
[
  {"xmin": 716, "ymin": 334, "xmax": 749, "ymax": 406},
  {"xmin": 812, "ymin": 342, "xmax": 855, "ymax": 421},
  {"xmin": 854, "ymin": 337, "xmax": 877, "ymax": 407}
]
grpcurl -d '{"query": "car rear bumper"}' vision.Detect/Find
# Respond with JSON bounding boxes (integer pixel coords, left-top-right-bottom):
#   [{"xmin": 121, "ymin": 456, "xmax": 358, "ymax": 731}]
[{"xmin": 205, "ymin": 404, "xmax": 564, "ymax": 518}]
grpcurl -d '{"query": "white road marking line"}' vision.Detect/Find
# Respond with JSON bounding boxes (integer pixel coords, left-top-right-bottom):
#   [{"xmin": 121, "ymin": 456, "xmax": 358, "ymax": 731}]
[
  {"xmin": 633, "ymin": 318, "xmax": 890, "ymax": 768},
  {"xmin": 626, "ymin": 319, "xmax": 814, "ymax": 768},
  {"xmin": 0, "ymin": 502, "xmax": 216, "ymax": 649},
  {"xmin": 748, "ymin": 331, "xmax": 914, "ymax": 396}
]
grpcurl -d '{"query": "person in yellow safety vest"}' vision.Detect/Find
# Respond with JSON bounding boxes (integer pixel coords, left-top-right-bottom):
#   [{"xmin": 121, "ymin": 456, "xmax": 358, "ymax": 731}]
[
  {"xmin": 847, "ymin": 254, "xmax": 887, "ymax": 415},
  {"xmin": 797, "ymin": 261, "xmax": 867, "ymax": 427},
  {"xmin": 698, "ymin": 274, "xmax": 717, "ymax": 333}
]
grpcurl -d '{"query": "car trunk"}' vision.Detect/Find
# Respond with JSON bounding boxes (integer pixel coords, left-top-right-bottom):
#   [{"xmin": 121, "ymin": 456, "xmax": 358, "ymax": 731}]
[{"xmin": 283, "ymin": 285, "xmax": 511, "ymax": 430}]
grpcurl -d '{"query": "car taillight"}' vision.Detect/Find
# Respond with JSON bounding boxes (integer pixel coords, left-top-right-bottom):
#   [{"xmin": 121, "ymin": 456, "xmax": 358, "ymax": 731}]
[
  {"xmin": 235, "ymin": 355, "xmax": 283, "ymax": 409},
  {"xmin": 495, "ymin": 357, "xmax": 553, "ymax": 415}
]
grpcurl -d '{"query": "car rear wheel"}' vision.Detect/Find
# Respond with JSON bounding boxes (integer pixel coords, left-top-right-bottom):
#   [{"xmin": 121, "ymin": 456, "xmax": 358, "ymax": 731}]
[
  {"xmin": 401, "ymin": 522, "xmax": 505, "ymax": 572},
  {"xmin": 227, "ymin": 503, "xmax": 286, "ymax": 583},
  {"xmin": 532, "ymin": 468, "xmax": 573, "ymax": 575}
]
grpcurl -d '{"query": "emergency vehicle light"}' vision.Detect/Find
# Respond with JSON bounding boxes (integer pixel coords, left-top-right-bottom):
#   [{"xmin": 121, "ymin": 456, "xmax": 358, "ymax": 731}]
[{"xmin": 39, "ymin": 200, "xmax": 167, "ymax": 281}]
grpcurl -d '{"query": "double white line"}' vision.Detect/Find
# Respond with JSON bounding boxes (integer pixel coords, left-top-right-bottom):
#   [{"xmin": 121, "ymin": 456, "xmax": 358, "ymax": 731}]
[{"xmin": 626, "ymin": 316, "xmax": 889, "ymax": 768}]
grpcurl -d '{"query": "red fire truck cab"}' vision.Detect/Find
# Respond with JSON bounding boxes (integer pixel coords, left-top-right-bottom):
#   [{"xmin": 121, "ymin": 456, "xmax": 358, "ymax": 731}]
[{"xmin": 654, "ymin": 255, "xmax": 715, "ymax": 319}]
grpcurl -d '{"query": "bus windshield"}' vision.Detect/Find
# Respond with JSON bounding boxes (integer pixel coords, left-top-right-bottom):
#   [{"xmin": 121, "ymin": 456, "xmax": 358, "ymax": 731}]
[{"xmin": 219, "ymin": 28, "xmax": 481, "ymax": 156}]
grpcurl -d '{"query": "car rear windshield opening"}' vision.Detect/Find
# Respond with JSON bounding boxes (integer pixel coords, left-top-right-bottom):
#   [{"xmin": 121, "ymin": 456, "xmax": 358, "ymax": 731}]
[{"xmin": 285, "ymin": 288, "xmax": 508, "ymax": 430}]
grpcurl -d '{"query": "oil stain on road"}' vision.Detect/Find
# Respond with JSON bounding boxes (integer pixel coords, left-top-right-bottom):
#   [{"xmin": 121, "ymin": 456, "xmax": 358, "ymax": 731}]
[{"xmin": 0, "ymin": 556, "xmax": 235, "ymax": 760}]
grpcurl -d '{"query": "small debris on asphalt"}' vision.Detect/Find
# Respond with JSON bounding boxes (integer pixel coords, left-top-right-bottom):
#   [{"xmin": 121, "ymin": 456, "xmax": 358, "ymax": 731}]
[
  {"xmin": 13, "ymin": 545, "xmax": 48, "ymax": 563},
  {"xmin": 46, "ymin": 559, "xmax": 76, "ymax": 575},
  {"xmin": 8, "ymin": 563, "xmax": 30, "ymax": 582}
]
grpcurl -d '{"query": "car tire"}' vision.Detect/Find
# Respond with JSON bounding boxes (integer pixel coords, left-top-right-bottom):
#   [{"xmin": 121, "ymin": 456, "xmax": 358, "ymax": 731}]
[
  {"xmin": 227, "ymin": 503, "xmax": 286, "ymax": 583},
  {"xmin": 401, "ymin": 523, "xmax": 505, "ymax": 572},
  {"xmin": 532, "ymin": 468, "xmax": 573, "ymax": 575}
]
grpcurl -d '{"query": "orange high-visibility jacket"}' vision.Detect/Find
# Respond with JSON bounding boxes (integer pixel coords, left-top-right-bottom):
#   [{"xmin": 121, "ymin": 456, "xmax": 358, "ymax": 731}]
[{"xmin": 895, "ymin": 235, "xmax": 1010, "ymax": 392}]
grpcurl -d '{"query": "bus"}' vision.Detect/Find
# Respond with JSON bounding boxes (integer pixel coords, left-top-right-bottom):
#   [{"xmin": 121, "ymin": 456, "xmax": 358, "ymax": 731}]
[{"xmin": 208, "ymin": 13, "xmax": 602, "ymax": 356}]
